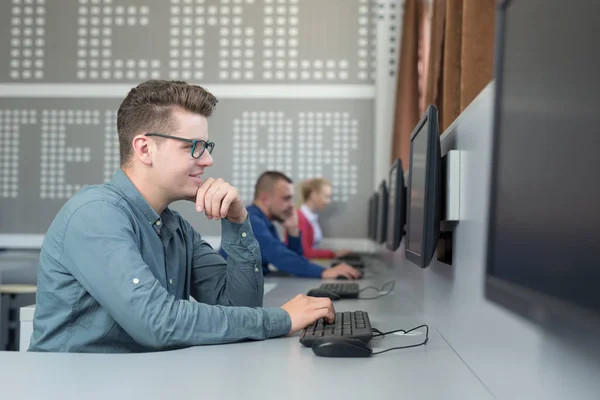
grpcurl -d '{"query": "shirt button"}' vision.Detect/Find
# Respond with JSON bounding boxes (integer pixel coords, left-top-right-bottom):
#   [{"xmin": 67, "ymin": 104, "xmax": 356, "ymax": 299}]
[
  {"xmin": 169, "ymin": 279, "xmax": 173, "ymax": 285},
  {"xmin": 254, "ymin": 267, "xmax": 259, "ymax": 272},
  {"xmin": 156, "ymin": 220, "xmax": 162, "ymax": 226},
  {"xmin": 241, "ymin": 232, "xmax": 247, "ymax": 238},
  {"xmin": 133, "ymin": 278, "xmax": 140, "ymax": 284}
]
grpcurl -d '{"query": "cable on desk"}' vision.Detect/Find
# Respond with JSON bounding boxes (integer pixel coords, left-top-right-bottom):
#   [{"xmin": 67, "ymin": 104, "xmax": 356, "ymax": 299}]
[
  {"xmin": 358, "ymin": 280, "xmax": 396, "ymax": 300},
  {"xmin": 370, "ymin": 324, "xmax": 429, "ymax": 355}
]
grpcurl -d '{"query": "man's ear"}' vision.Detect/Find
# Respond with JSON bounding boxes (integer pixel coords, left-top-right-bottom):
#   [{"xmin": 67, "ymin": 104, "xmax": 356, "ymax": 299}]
[
  {"xmin": 131, "ymin": 134, "xmax": 153, "ymax": 166},
  {"xmin": 258, "ymin": 191, "xmax": 270, "ymax": 205}
]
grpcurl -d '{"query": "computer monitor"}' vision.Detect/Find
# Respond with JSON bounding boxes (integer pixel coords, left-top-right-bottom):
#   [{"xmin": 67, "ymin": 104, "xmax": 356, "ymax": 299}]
[
  {"xmin": 385, "ymin": 158, "xmax": 406, "ymax": 251},
  {"xmin": 368, "ymin": 192, "xmax": 379, "ymax": 241},
  {"xmin": 375, "ymin": 181, "xmax": 388, "ymax": 244},
  {"xmin": 405, "ymin": 105, "xmax": 441, "ymax": 268},
  {"xmin": 367, "ymin": 194, "xmax": 375, "ymax": 241},
  {"xmin": 485, "ymin": 0, "xmax": 600, "ymax": 326}
]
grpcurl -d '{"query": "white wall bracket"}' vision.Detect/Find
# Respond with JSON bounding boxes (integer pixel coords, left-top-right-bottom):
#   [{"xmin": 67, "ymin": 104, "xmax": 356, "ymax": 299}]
[{"xmin": 443, "ymin": 149, "xmax": 461, "ymax": 222}]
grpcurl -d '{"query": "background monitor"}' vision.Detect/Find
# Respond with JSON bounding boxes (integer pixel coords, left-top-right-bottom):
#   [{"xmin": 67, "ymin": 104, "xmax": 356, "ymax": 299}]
[
  {"xmin": 368, "ymin": 192, "xmax": 379, "ymax": 241},
  {"xmin": 367, "ymin": 194, "xmax": 375, "ymax": 241},
  {"xmin": 375, "ymin": 181, "xmax": 388, "ymax": 244},
  {"xmin": 405, "ymin": 104, "xmax": 441, "ymax": 268},
  {"xmin": 385, "ymin": 158, "xmax": 406, "ymax": 251},
  {"xmin": 485, "ymin": 0, "xmax": 600, "ymax": 326}
]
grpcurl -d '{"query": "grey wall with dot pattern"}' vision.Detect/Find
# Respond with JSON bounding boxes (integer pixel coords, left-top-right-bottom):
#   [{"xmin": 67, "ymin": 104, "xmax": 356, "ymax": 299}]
[
  {"xmin": 0, "ymin": 0, "xmax": 378, "ymax": 83},
  {"xmin": 0, "ymin": 0, "xmax": 379, "ymax": 241}
]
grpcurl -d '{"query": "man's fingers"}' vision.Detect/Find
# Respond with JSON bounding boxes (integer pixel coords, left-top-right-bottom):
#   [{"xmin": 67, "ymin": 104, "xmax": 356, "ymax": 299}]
[
  {"xmin": 312, "ymin": 298, "xmax": 335, "ymax": 322},
  {"xmin": 341, "ymin": 264, "xmax": 361, "ymax": 279},
  {"xmin": 220, "ymin": 190, "xmax": 236, "ymax": 218},
  {"xmin": 314, "ymin": 306, "xmax": 335, "ymax": 324},
  {"xmin": 311, "ymin": 297, "xmax": 333, "ymax": 309},
  {"xmin": 348, "ymin": 267, "xmax": 361, "ymax": 279},
  {"xmin": 203, "ymin": 185, "xmax": 218, "ymax": 218},
  {"xmin": 205, "ymin": 179, "xmax": 226, "ymax": 219},
  {"xmin": 196, "ymin": 178, "xmax": 215, "ymax": 212},
  {"xmin": 344, "ymin": 271, "xmax": 355, "ymax": 279},
  {"xmin": 211, "ymin": 186, "xmax": 229, "ymax": 220}
]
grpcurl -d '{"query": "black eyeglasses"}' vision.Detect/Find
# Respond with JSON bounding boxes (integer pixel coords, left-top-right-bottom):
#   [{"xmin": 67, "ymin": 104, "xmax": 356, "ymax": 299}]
[{"xmin": 144, "ymin": 132, "xmax": 215, "ymax": 159}]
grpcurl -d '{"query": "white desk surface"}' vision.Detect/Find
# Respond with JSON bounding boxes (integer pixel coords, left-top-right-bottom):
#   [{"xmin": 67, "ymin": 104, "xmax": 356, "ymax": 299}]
[{"xmin": 0, "ymin": 259, "xmax": 492, "ymax": 400}]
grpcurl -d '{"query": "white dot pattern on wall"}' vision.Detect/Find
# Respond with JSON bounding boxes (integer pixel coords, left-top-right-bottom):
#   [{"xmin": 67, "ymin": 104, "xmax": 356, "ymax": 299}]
[
  {"xmin": 9, "ymin": 0, "xmax": 46, "ymax": 80},
  {"xmin": 387, "ymin": 0, "xmax": 400, "ymax": 78},
  {"xmin": 170, "ymin": 0, "xmax": 254, "ymax": 81},
  {"xmin": 0, "ymin": 109, "xmax": 35, "ymax": 198},
  {"xmin": 297, "ymin": 111, "xmax": 358, "ymax": 202},
  {"xmin": 357, "ymin": 0, "xmax": 377, "ymax": 81},
  {"xmin": 77, "ymin": 1, "xmax": 160, "ymax": 80},
  {"xmin": 104, "ymin": 110, "xmax": 119, "ymax": 182},
  {"xmin": 262, "ymin": 0, "xmax": 348, "ymax": 81},
  {"xmin": 40, "ymin": 109, "xmax": 98, "ymax": 199},
  {"xmin": 231, "ymin": 111, "xmax": 293, "ymax": 203}
]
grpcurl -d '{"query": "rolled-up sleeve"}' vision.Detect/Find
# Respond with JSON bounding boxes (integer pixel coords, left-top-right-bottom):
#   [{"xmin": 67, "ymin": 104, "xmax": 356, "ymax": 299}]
[
  {"xmin": 190, "ymin": 217, "xmax": 265, "ymax": 308},
  {"xmin": 61, "ymin": 201, "xmax": 291, "ymax": 350}
]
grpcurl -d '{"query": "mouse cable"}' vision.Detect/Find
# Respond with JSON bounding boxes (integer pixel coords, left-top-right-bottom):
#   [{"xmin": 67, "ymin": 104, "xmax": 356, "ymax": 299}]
[
  {"xmin": 369, "ymin": 324, "xmax": 429, "ymax": 355},
  {"xmin": 358, "ymin": 280, "xmax": 396, "ymax": 300}
]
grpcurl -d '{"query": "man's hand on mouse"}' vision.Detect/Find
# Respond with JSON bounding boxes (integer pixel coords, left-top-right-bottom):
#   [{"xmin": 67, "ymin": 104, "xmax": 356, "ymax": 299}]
[
  {"xmin": 280, "ymin": 294, "xmax": 335, "ymax": 334},
  {"xmin": 194, "ymin": 178, "xmax": 248, "ymax": 223},
  {"xmin": 321, "ymin": 263, "xmax": 362, "ymax": 280},
  {"xmin": 334, "ymin": 249, "xmax": 353, "ymax": 258}
]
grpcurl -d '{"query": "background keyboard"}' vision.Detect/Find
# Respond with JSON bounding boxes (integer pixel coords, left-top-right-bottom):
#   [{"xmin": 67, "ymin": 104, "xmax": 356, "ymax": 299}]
[
  {"xmin": 320, "ymin": 283, "xmax": 360, "ymax": 298},
  {"xmin": 300, "ymin": 311, "xmax": 373, "ymax": 347}
]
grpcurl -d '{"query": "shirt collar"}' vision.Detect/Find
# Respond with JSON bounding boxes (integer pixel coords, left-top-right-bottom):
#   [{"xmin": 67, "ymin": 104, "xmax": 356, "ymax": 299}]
[
  {"xmin": 110, "ymin": 169, "xmax": 177, "ymax": 233},
  {"xmin": 247, "ymin": 204, "xmax": 275, "ymax": 228},
  {"xmin": 300, "ymin": 204, "xmax": 319, "ymax": 223}
]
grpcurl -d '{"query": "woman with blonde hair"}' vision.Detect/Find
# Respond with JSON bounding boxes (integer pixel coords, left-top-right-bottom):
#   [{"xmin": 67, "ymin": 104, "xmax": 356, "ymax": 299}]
[{"xmin": 294, "ymin": 178, "xmax": 352, "ymax": 259}]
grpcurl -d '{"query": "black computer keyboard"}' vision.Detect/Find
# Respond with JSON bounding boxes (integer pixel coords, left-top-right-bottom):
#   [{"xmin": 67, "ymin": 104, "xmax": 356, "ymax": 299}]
[
  {"xmin": 320, "ymin": 283, "xmax": 360, "ymax": 298},
  {"xmin": 299, "ymin": 311, "xmax": 373, "ymax": 347},
  {"xmin": 332, "ymin": 257, "xmax": 366, "ymax": 270}
]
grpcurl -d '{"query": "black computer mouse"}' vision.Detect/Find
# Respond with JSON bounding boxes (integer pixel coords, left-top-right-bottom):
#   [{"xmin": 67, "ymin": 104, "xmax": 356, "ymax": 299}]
[
  {"xmin": 311, "ymin": 337, "xmax": 373, "ymax": 358},
  {"xmin": 306, "ymin": 288, "xmax": 341, "ymax": 300}
]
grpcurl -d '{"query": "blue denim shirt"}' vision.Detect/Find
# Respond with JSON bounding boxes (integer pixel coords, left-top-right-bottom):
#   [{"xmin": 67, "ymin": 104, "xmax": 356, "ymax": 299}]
[
  {"xmin": 29, "ymin": 169, "xmax": 291, "ymax": 353},
  {"xmin": 219, "ymin": 205, "xmax": 325, "ymax": 278}
]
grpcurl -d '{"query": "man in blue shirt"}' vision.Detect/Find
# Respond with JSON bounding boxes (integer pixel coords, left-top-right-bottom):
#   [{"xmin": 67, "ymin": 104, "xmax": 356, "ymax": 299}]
[
  {"xmin": 220, "ymin": 171, "xmax": 362, "ymax": 279},
  {"xmin": 29, "ymin": 80, "xmax": 334, "ymax": 353}
]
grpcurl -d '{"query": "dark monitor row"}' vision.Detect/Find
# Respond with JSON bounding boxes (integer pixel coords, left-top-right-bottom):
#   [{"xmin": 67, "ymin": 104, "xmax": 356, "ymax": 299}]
[
  {"xmin": 368, "ymin": 0, "xmax": 600, "ymax": 333},
  {"xmin": 367, "ymin": 104, "xmax": 442, "ymax": 269},
  {"xmin": 485, "ymin": 0, "xmax": 600, "ymax": 329}
]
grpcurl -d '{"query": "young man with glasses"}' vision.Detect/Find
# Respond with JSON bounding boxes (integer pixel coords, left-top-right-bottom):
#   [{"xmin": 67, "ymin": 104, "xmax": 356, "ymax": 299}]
[{"xmin": 29, "ymin": 80, "xmax": 334, "ymax": 353}]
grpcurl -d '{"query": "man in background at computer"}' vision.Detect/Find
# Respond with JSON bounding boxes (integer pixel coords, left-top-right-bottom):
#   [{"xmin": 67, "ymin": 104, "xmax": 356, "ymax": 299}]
[
  {"xmin": 29, "ymin": 80, "xmax": 335, "ymax": 353},
  {"xmin": 220, "ymin": 171, "xmax": 361, "ymax": 279}
]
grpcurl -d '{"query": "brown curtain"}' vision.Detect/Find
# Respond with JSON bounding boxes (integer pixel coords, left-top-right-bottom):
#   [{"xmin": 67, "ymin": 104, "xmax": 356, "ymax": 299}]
[
  {"xmin": 441, "ymin": 0, "xmax": 463, "ymax": 131},
  {"xmin": 391, "ymin": 0, "xmax": 421, "ymax": 173},
  {"xmin": 424, "ymin": 0, "xmax": 447, "ymax": 124},
  {"xmin": 391, "ymin": 0, "xmax": 495, "ymax": 167},
  {"xmin": 460, "ymin": 0, "xmax": 495, "ymax": 111}
]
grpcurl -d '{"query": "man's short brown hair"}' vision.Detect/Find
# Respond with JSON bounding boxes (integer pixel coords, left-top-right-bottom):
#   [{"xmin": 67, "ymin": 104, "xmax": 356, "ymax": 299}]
[
  {"xmin": 253, "ymin": 171, "xmax": 293, "ymax": 200},
  {"xmin": 116, "ymin": 80, "xmax": 218, "ymax": 165}
]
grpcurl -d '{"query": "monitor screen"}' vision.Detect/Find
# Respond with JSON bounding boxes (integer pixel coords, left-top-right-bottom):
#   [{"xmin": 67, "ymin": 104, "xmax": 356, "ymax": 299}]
[
  {"xmin": 405, "ymin": 105, "xmax": 441, "ymax": 268},
  {"xmin": 407, "ymin": 125, "xmax": 427, "ymax": 256},
  {"xmin": 367, "ymin": 194, "xmax": 375, "ymax": 241},
  {"xmin": 376, "ymin": 181, "xmax": 388, "ymax": 244},
  {"xmin": 386, "ymin": 158, "xmax": 406, "ymax": 251},
  {"xmin": 369, "ymin": 192, "xmax": 379, "ymax": 241},
  {"xmin": 486, "ymin": 0, "xmax": 600, "ymax": 324}
]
